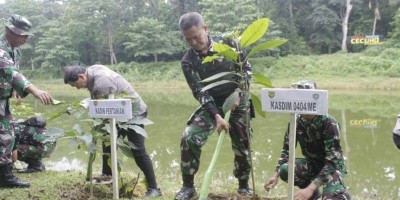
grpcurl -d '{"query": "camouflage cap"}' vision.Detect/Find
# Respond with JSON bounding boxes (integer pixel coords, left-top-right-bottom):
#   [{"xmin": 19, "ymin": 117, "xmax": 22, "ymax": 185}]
[
  {"xmin": 4, "ymin": 14, "xmax": 34, "ymax": 36},
  {"xmin": 292, "ymin": 80, "xmax": 317, "ymax": 89}
]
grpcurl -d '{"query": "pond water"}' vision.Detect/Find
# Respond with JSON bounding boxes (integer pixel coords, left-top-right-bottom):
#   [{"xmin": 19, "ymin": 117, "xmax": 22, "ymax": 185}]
[{"xmin": 18, "ymin": 87, "xmax": 400, "ymax": 199}]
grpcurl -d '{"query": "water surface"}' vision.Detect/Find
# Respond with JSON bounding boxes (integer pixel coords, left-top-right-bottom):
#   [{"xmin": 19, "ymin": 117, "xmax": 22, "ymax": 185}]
[{"xmin": 20, "ymin": 87, "xmax": 400, "ymax": 199}]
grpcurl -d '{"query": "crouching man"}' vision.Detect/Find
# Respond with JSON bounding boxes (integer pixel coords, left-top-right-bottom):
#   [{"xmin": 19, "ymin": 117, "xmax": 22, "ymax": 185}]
[
  {"xmin": 13, "ymin": 116, "xmax": 58, "ymax": 173},
  {"xmin": 264, "ymin": 80, "xmax": 352, "ymax": 200},
  {"xmin": 392, "ymin": 115, "xmax": 400, "ymax": 149}
]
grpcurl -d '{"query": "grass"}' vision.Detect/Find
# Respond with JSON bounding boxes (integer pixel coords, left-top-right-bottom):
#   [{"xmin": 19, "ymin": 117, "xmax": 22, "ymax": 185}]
[
  {"xmin": 0, "ymin": 170, "xmax": 287, "ymax": 200},
  {"xmin": 6, "ymin": 51, "xmax": 400, "ymax": 199},
  {"xmin": 0, "ymin": 170, "xmax": 146, "ymax": 200},
  {"xmin": 3, "ymin": 78, "xmax": 397, "ymax": 200}
]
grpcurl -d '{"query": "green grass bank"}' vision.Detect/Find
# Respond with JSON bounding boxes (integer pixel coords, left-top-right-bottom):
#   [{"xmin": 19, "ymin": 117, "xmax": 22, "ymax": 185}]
[{"xmin": 24, "ymin": 49, "xmax": 400, "ymax": 91}]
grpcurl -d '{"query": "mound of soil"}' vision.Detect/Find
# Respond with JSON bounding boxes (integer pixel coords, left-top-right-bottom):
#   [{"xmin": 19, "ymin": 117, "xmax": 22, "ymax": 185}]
[{"xmin": 59, "ymin": 182, "xmax": 113, "ymax": 200}]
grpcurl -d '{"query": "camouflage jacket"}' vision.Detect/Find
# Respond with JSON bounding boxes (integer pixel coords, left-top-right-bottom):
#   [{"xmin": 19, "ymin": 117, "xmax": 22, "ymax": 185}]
[
  {"xmin": 0, "ymin": 35, "xmax": 21, "ymax": 69},
  {"xmin": 276, "ymin": 115, "xmax": 347, "ymax": 187},
  {"xmin": 13, "ymin": 116, "xmax": 56, "ymax": 161},
  {"xmin": 181, "ymin": 35, "xmax": 251, "ymax": 117},
  {"xmin": 0, "ymin": 35, "xmax": 31, "ymax": 124}
]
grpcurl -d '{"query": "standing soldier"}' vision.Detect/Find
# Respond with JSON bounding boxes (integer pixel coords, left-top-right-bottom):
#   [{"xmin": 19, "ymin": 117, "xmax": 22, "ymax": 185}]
[
  {"xmin": 175, "ymin": 12, "xmax": 254, "ymax": 200},
  {"xmin": 0, "ymin": 14, "xmax": 53, "ymax": 188},
  {"xmin": 264, "ymin": 80, "xmax": 352, "ymax": 200}
]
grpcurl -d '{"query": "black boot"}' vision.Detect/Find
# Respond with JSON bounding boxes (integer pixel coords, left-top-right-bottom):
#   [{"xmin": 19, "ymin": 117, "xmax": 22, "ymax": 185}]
[
  {"xmin": 0, "ymin": 163, "xmax": 30, "ymax": 188},
  {"xmin": 174, "ymin": 174, "xmax": 196, "ymax": 200},
  {"xmin": 237, "ymin": 178, "xmax": 253, "ymax": 196},
  {"xmin": 18, "ymin": 159, "xmax": 45, "ymax": 173}
]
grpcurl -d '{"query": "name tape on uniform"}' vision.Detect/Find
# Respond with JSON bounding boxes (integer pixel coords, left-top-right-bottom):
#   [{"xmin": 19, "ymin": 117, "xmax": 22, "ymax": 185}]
[
  {"xmin": 89, "ymin": 99, "xmax": 132, "ymax": 119},
  {"xmin": 261, "ymin": 88, "xmax": 328, "ymax": 115}
]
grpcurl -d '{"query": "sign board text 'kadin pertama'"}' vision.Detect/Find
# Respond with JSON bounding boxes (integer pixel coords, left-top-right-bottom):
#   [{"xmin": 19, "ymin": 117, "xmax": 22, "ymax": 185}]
[
  {"xmin": 261, "ymin": 88, "xmax": 328, "ymax": 115},
  {"xmin": 89, "ymin": 99, "xmax": 132, "ymax": 119}
]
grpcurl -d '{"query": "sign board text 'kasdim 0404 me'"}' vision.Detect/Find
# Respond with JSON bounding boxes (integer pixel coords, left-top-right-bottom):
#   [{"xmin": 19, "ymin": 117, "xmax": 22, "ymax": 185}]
[{"xmin": 261, "ymin": 88, "xmax": 328, "ymax": 115}]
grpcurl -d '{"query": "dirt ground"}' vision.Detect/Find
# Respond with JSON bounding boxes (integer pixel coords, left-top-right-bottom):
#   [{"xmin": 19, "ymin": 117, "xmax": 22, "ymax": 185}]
[
  {"xmin": 58, "ymin": 182, "xmax": 286, "ymax": 200},
  {"xmin": 207, "ymin": 193, "xmax": 286, "ymax": 200}
]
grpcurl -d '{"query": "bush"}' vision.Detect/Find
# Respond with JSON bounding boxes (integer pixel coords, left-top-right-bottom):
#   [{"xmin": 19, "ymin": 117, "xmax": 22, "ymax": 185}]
[
  {"xmin": 379, "ymin": 48, "xmax": 400, "ymax": 60},
  {"xmin": 364, "ymin": 45, "xmax": 387, "ymax": 56},
  {"xmin": 112, "ymin": 61, "xmax": 184, "ymax": 81}
]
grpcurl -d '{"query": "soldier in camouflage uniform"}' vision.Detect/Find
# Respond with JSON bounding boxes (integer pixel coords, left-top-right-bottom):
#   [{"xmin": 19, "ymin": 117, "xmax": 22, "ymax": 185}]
[
  {"xmin": 175, "ymin": 12, "xmax": 254, "ymax": 200},
  {"xmin": 0, "ymin": 14, "xmax": 53, "ymax": 188},
  {"xmin": 13, "ymin": 116, "xmax": 57, "ymax": 173},
  {"xmin": 264, "ymin": 80, "xmax": 351, "ymax": 200},
  {"xmin": 392, "ymin": 114, "xmax": 400, "ymax": 149}
]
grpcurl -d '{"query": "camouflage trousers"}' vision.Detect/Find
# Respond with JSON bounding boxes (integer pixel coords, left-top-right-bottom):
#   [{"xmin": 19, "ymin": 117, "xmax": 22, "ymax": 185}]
[
  {"xmin": 0, "ymin": 120, "xmax": 15, "ymax": 165},
  {"xmin": 279, "ymin": 158, "xmax": 351, "ymax": 200},
  {"xmin": 180, "ymin": 101, "xmax": 252, "ymax": 182},
  {"xmin": 13, "ymin": 117, "xmax": 56, "ymax": 162}
]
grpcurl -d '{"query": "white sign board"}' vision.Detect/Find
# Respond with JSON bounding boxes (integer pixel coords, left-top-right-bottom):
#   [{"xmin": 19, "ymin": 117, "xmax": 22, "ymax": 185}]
[
  {"xmin": 89, "ymin": 99, "xmax": 132, "ymax": 119},
  {"xmin": 261, "ymin": 88, "xmax": 328, "ymax": 115}
]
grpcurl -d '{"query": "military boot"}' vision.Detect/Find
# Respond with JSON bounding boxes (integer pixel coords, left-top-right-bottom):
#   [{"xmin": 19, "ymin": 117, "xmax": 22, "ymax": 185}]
[
  {"xmin": 174, "ymin": 174, "xmax": 196, "ymax": 200},
  {"xmin": 174, "ymin": 187, "xmax": 196, "ymax": 200},
  {"xmin": 0, "ymin": 163, "xmax": 30, "ymax": 188},
  {"xmin": 145, "ymin": 188, "xmax": 162, "ymax": 198},
  {"xmin": 237, "ymin": 178, "xmax": 253, "ymax": 196},
  {"xmin": 18, "ymin": 159, "xmax": 45, "ymax": 173}
]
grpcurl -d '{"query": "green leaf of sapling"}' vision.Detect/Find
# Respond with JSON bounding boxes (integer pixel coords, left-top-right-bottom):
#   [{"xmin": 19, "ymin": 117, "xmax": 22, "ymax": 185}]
[
  {"xmin": 200, "ymin": 80, "xmax": 238, "ymax": 92},
  {"xmin": 250, "ymin": 93, "xmax": 266, "ymax": 118},
  {"xmin": 247, "ymin": 39, "xmax": 288, "ymax": 57},
  {"xmin": 200, "ymin": 72, "xmax": 240, "ymax": 83},
  {"xmin": 222, "ymin": 91, "xmax": 239, "ymax": 114},
  {"xmin": 202, "ymin": 55, "xmax": 222, "ymax": 64},
  {"xmin": 240, "ymin": 18, "xmax": 269, "ymax": 49},
  {"xmin": 252, "ymin": 72, "xmax": 273, "ymax": 88}
]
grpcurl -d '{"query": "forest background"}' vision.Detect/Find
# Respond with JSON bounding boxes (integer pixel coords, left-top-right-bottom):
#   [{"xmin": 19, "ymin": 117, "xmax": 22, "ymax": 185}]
[
  {"xmin": 1, "ymin": 0, "xmax": 400, "ymax": 82},
  {"xmin": 0, "ymin": 1, "xmax": 400, "ymax": 199}
]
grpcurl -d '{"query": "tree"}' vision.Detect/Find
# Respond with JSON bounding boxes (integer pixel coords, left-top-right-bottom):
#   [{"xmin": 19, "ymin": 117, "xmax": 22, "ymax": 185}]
[
  {"xmin": 266, "ymin": 0, "xmax": 313, "ymax": 55},
  {"xmin": 1, "ymin": 0, "xmax": 65, "ymax": 70},
  {"xmin": 389, "ymin": 6, "xmax": 400, "ymax": 41},
  {"xmin": 169, "ymin": 0, "xmax": 200, "ymax": 16},
  {"xmin": 199, "ymin": 0, "xmax": 259, "ymax": 35},
  {"xmin": 124, "ymin": 17, "xmax": 181, "ymax": 62},
  {"xmin": 341, "ymin": 0, "xmax": 353, "ymax": 51},
  {"xmin": 306, "ymin": 4, "xmax": 341, "ymax": 53},
  {"xmin": 34, "ymin": 21, "xmax": 79, "ymax": 73},
  {"xmin": 370, "ymin": 0, "xmax": 381, "ymax": 35}
]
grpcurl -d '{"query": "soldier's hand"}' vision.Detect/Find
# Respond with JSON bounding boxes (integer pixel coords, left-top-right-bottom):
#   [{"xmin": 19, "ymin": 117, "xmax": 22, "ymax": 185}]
[
  {"xmin": 215, "ymin": 114, "xmax": 229, "ymax": 134},
  {"xmin": 12, "ymin": 90, "xmax": 21, "ymax": 105},
  {"xmin": 26, "ymin": 85, "xmax": 53, "ymax": 105},
  {"xmin": 264, "ymin": 172, "xmax": 279, "ymax": 191},
  {"xmin": 34, "ymin": 90, "xmax": 53, "ymax": 105},
  {"xmin": 294, "ymin": 187, "xmax": 314, "ymax": 200},
  {"xmin": 231, "ymin": 88, "xmax": 242, "ymax": 111}
]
